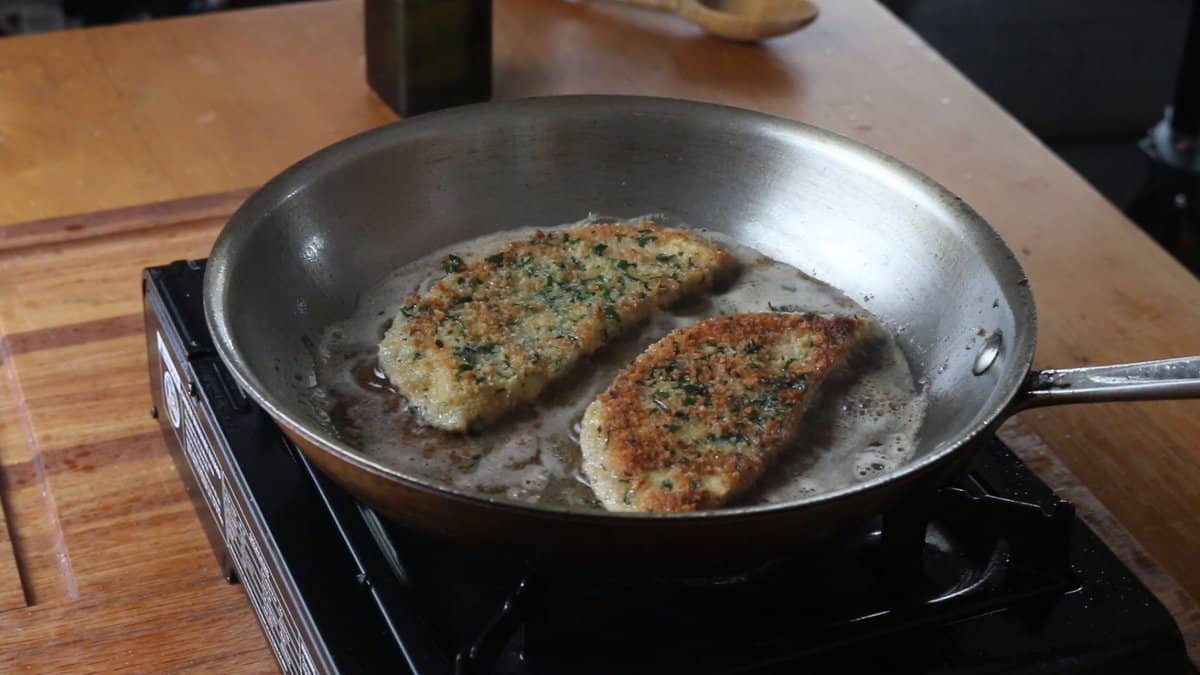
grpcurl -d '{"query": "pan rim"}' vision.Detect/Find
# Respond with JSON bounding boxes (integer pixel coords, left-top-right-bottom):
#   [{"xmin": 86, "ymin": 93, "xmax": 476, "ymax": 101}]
[{"xmin": 203, "ymin": 93, "xmax": 1038, "ymax": 522}]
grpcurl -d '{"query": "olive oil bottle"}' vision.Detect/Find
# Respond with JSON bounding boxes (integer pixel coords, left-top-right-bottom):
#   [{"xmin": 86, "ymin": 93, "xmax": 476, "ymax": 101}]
[{"xmin": 365, "ymin": 0, "xmax": 492, "ymax": 116}]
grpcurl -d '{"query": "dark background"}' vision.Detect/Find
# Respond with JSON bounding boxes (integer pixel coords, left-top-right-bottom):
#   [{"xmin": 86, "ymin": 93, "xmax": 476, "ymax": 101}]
[{"xmin": 2, "ymin": 0, "xmax": 1196, "ymax": 272}]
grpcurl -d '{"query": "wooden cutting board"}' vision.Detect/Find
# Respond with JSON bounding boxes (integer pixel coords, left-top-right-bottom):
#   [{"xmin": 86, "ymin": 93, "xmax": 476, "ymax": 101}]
[
  {"xmin": 0, "ymin": 189, "xmax": 272, "ymax": 670},
  {"xmin": 0, "ymin": 191, "xmax": 1196, "ymax": 670}
]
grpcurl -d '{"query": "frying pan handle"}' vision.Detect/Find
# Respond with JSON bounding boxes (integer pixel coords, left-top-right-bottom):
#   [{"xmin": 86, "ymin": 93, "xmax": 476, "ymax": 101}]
[{"xmin": 1017, "ymin": 356, "xmax": 1200, "ymax": 409}]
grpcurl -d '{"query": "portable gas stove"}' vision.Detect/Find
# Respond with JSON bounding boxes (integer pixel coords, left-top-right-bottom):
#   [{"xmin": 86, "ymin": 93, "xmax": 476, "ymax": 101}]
[{"xmin": 143, "ymin": 260, "xmax": 1189, "ymax": 675}]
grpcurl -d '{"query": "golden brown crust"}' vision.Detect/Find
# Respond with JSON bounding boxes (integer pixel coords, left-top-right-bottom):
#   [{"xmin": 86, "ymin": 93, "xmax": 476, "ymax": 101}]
[
  {"xmin": 581, "ymin": 312, "xmax": 865, "ymax": 512},
  {"xmin": 378, "ymin": 218, "xmax": 736, "ymax": 431}
]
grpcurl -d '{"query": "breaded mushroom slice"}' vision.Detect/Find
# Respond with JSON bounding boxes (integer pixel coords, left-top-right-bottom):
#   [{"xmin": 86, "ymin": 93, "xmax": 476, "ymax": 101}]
[
  {"xmin": 580, "ymin": 312, "xmax": 866, "ymax": 512},
  {"xmin": 378, "ymin": 219, "xmax": 735, "ymax": 432}
]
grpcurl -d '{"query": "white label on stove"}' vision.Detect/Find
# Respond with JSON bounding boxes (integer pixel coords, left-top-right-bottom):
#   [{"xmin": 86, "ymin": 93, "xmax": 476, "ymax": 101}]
[
  {"xmin": 158, "ymin": 331, "xmax": 225, "ymax": 528},
  {"xmin": 157, "ymin": 331, "xmax": 225, "ymax": 526},
  {"xmin": 156, "ymin": 331, "xmax": 318, "ymax": 673},
  {"xmin": 158, "ymin": 331, "xmax": 183, "ymax": 429},
  {"xmin": 224, "ymin": 487, "xmax": 319, "ymax": 675}
]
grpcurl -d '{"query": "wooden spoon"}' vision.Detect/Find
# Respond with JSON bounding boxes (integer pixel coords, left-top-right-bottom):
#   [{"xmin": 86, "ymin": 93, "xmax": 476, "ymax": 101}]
[{"xmin": 611, "ymin": 0, "xmax": 818, "ymax": 41}]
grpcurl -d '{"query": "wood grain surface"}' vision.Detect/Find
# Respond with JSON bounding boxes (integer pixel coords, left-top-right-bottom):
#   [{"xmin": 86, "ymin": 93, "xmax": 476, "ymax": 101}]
[
  {"xmin": 0, "ymin": 202, "xmax": 267, "ymax": 669},
  {"xmin": 0, "ymin": 0, "xmax": 395, "ymax": 227},
  {"xmin": 1, "ymin": 0, "xmax": 1199, "ymax": 670}
]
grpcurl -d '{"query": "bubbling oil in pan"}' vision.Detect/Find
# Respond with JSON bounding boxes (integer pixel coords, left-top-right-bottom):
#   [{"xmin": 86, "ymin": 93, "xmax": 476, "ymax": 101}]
[{"xmin": 306, "ymin": 216, "xmax": 929, "ymax": 511}]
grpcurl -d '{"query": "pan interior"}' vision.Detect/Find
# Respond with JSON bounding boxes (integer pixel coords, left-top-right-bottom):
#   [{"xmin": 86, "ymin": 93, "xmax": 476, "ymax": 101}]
[
  {"xmin": 205, "ymin": 96, "xmax": 1035, "ymax": 516},
  {"xmin": 309, "ymin": 220, "xmax": 929, "ymax": 510}
]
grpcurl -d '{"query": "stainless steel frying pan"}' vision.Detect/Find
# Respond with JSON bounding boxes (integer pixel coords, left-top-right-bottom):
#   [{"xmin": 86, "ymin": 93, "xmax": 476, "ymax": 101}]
[{"xmin": 203, "ymin": 96, "xmax": 1200, "ymax": 571}]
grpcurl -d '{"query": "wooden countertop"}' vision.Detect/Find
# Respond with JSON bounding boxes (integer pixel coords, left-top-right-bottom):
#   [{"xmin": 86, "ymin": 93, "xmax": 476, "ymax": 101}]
[{"xmin": 1, "ymin": 0, "xmax": 1198, "ymax": 670}]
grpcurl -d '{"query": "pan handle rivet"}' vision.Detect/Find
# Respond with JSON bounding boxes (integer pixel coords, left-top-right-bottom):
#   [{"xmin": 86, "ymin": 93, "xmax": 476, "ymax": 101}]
[{"xmin": 973, "ymin": 330, "xmax": 1003, "ymax": 375}]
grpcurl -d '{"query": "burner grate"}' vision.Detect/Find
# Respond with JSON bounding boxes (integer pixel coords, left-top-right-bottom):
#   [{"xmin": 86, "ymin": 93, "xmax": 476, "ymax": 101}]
[{"xmin": 442, "ymin": 454, "xmax": 1082, "ymax": 675}]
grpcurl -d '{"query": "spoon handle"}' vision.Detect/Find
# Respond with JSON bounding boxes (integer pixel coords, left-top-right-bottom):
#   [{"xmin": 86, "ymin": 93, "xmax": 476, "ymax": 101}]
[{"xmin": 608, "ymin": 0, "xmax": 684, "ymax": 14}]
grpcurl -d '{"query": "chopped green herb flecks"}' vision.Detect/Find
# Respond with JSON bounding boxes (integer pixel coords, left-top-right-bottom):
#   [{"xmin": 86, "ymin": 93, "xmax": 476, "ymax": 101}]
[
  {"xmin": 382, "ymin": 219, "xmax": 734, "ymax": 434},
  {"xmin": 597, "ymin": 311, "xmax": 867, "ymax": 509},
  {"xmin": 442, "ymin": 254, "xmax": 465, "ymax": 273}
]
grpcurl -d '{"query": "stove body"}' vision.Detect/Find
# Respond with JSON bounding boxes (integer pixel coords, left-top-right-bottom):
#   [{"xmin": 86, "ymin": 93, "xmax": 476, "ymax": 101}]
[{"xmin": 143, "ymin": 260, "xmax": 1189, "ymax": 675}]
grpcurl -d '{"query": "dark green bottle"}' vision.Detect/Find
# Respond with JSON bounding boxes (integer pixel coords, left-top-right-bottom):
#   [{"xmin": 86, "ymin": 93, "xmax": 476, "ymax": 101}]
[{"xmin": 365, "ymin": 0, "xmax": 492, "ymax": 117}]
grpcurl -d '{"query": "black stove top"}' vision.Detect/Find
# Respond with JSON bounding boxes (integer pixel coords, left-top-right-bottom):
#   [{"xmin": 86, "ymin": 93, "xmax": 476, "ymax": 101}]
[{"xmin": 142, "ymin": 260, "xmax": 1189, "ymax": 675}]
